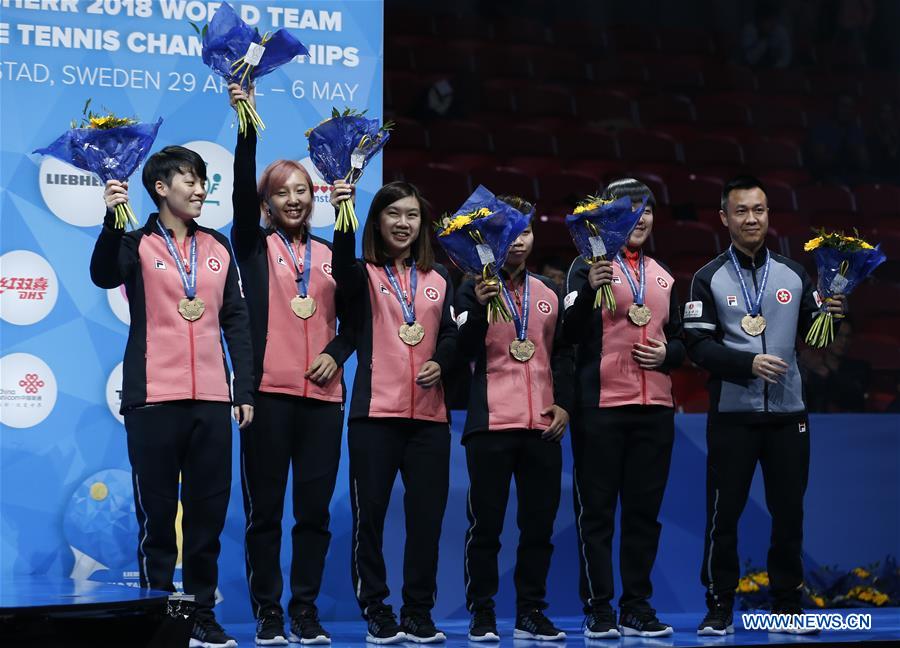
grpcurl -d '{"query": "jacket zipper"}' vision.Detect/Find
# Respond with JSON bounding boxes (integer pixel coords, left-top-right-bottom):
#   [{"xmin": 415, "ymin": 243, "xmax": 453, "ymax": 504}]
[
  {"xmin": 181, "ymin": 237, "xmax": 197, "ymax": 399},
  {"xmin": 750, "ymin": 260, "xmax": 769, "ymax": 412},
  {"xmin": 301, "ymin": 241, "xmax": 311, "ymax": 398},
  {"xmin": 409, "ymin": 345, "xmax": 416, "ymax": 419},
  {"xmin": 398, "ymin": 265, "xmax": 417, "ymax": 419},
  {"xmin": 640, "ymin": 321, "xmax": 648, "ymax": 405},
  {"xmin": 303, "ymin": 319, "xmax": 310, "ymax": 398},
  {"xmin": 525, "ymin": 360, "xmax": 534, "ymax": 429},
  {"xmin": 189, "ymin": 321, "xmax": 197, "ymax": 398},
  {"xmin": 514, "ymin": 284, "xmax": 534, "ymax": 428}
]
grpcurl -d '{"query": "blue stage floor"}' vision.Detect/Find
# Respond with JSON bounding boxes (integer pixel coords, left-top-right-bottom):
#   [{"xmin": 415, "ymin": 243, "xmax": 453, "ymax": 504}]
[{"xmin": 225, "ymin": 610, "xmax": 900, "ymax": 647}]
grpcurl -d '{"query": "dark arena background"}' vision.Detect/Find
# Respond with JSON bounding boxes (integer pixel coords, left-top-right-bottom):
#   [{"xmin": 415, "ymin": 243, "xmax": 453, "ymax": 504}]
[{"xmin": 1, "ymin": 0, "xmax": 898, "ymax": 646}]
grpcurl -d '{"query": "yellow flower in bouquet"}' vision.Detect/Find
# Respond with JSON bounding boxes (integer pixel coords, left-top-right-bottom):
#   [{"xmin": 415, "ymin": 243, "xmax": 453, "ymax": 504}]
[
  {"xmin": 438, "ymin": 208, "xmax": 492, "ymax": 236},
  {"xmin": 573, "ymin": 197, "xmax": 613, "ymax": 215}
]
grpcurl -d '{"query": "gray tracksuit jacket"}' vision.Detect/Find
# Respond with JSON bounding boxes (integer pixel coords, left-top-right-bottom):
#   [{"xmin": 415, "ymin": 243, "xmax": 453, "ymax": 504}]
[{"xmin": 684, "ymin": 246, "xmax": 821, "ymax": 421}]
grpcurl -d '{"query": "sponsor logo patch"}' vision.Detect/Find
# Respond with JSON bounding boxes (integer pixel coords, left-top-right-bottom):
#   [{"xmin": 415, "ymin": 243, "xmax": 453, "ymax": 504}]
[{"xmin": 684, "ymin": 300, "xmax": 703, "ymax": 318}]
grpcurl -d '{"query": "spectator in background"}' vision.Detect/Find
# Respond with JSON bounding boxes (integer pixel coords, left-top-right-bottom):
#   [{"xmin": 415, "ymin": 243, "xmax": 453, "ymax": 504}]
[
  {"xmin": 801, "ymin": 318, "xmax": 870, "ymax": 412},
  {"xmin": 835, "ymin": 0, "xmax": 875, "ymax": 65},
  {"xmin": 807, "ymin": 94, "xmax": 870, "ymax": 184},
  {"xmin": 538, "ymin": 255, "xmax": 567, "ymax": 289},
  {"xmin": 868, "ymin": 101, "xmax": 900, "ymax": 183},
  {"xmin": 741, "ymin": 1, "xmax": 792, "ymax": 68}
]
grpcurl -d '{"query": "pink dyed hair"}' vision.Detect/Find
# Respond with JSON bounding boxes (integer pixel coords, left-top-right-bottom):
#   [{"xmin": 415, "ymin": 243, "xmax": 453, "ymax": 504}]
[{"xmin": 257, "ymin": 159, "xmax": 315, "ymax": 228}]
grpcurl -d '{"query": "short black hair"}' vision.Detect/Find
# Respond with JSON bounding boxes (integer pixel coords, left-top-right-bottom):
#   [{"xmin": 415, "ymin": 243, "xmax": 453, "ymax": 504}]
[
  {"xmin": 721, "ymin": 175, "xmax": 767, "ymax": 211},
  {"xmin": 600, "ymin": 178, "xmax": 656, "ymax": 207},
  {"xmin": 141, "ymin": 145, "xmax": 207, "ymax": 207},
  {"xmin": 497, "ymin": 194, "xmax": 535, "ymax": 222}
]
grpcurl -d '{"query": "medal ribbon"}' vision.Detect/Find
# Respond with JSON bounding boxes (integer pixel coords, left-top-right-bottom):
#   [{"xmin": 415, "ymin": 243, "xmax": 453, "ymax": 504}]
[
  {"xmin": 275, "ymin": 230, "xmax": 312, "ymax": 297},
  {"xmin": 384, "ymin": 262, "xmax": 418, "ymax": 325},
  {"xmin": 615, "ymin": 251, "xmax": 645, "ymax": 307},
  {"xmin": 157, "ymin": 221, "xmax": 197, "ymax": 299},
  {"xmin": 728, "ymin": 246, "xmax": 770, "ymax": 317},
  {"xmin": 500, "ymin": 271, "xmax": 530, "ymax": 341}
]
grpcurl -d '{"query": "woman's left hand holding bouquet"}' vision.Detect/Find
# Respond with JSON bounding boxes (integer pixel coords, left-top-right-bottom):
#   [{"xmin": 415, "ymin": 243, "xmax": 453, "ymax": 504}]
[
  {"xmin": 104, "ymin": 180, "xmax": 129, "ymax": 220},
  {"xmin": 329, "ymin": 179, "xmax": 355, "ymax": 211},
  {"xmin": 228, "ymin": 82, "xmax": 254, "ymax": 120},
  {"xmin": 474, "ymin": 277, "xmax": 501, "ymax": 306}
]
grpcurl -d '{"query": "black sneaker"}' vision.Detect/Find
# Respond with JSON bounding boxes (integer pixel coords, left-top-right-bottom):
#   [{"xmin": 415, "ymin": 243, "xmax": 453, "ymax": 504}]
[
  {"xmin": 365, "ymin": 606, "xmax": 406, "ymax": 644},
  {"xmin": 289, "ymin": 609, "xmax": 331, "ymax": 644},
  {"xmin": 618, "ymin": 607, "xmax": 673, "ymax": 638},
  {"xmin": 468, "ymin": 608, "xmax": 499, "ymax": 642},
  {"xmin": 255, "ymin": 609, "xmax": 288, "ymax": 645},
  {"xmin": 191, "ymin": 610, "xmax": 238, "ymax": 648},
  {"xmin": 697, "ymin": 603, "xmax": 734, "ymax": 636},
  {"xmin": 583, "ymin": 608, "xmax": 619, "ymax": 639},
  {"xmin": 514, "ymin": 609, "xmax": 566, "ymax": 641},
  {"xmin": 401, "ymin": 612, "xmax": 446, "ymax": 643},
  {"xmin": 771, "ymin": 603, "xmax": 818, "ymax": 635}
]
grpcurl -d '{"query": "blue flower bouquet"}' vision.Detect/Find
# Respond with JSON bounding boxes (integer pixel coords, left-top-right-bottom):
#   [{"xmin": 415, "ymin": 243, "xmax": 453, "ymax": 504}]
[
  {"xmin": 306, "ymin": 108, "xmax": 393, "ymax": 232},
  {"xmin": 195, "ymin": 1, "xmax": 307, "ymax": 135},
  {"xmin": 804, "ymin": 230, "xmax": 886, "ymax": 347},
  {"xmin": 436, "ymin": 185, "xmax": 532, "ymax": 322},
  {"xmin": 34, "ymin": 102, "xmax": 162, "ymax": 229},
  {"xmin": 565, "ymin": 195, "xmax": 647, "ymax": 312}
]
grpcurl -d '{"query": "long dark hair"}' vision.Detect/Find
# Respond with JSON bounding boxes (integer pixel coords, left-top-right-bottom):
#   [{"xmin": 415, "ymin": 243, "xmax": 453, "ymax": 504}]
[{"xmin": 362, "ymin": 181, "xmax": 435, "ymax": 271}]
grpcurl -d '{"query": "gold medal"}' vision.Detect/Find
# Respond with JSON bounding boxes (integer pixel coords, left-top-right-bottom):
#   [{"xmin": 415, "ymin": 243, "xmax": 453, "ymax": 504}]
[
  {"xmin": 399, "ymin": 322, "xmax": 425, "ymax": 346},
  {"xmin": 741, "ymin": 314, "xmax": 766, "ymax": 336},
  {"xmin": 178, "ymin": 297, "xmax": 205, "ymax": 321},
  {"xmin": 291, "ymin": 295, "xmax": 317, "ymax": 319},
  {"xmin": 509, "ymin": 338, "xmax": 535, "ymax": 362},
  {"xmin": 628, "ymin": 304, "xmax": 652, "ymax": 326}
]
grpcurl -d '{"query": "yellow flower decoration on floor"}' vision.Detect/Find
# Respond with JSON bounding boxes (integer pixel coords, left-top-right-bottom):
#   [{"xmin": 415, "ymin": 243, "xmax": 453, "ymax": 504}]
[{"xmin": 750, "ymin": 572, "xmax": 770, "ymax": 587}]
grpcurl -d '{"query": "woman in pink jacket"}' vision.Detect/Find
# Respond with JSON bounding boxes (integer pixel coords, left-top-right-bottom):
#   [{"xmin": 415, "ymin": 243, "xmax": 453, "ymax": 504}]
[
  {"xmin": 563, "ymin": 179, "xmax": 685, "ymax": 640},
  {"xmin": 330, "ymin": 180, "xmax": 457, "ymax": 644}
]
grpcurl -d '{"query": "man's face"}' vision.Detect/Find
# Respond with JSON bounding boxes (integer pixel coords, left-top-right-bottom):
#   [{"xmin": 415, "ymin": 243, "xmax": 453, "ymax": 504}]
[{"xmin": 720, "ymin": 188, "xmax": 769, "ymax": 252}]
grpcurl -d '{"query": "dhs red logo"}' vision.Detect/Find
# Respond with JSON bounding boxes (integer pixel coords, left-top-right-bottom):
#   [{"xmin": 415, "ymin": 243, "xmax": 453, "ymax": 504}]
[
  {"xmin": 424, "ymin": 286, "xmax": 441, "ymax": 302},
  {"xmin": 207, "ymin": 257, "xmax": 222, "ymax": 273},
  {"xmin": 18, "ymin": 373, "xmax": 45, "ymax": 394},
  {"xmin": 657, "ymin": 276, "xmax": 669, "ymax": 289},
  {"xmin": 776, "ymin": 288, "xmax": 792, "ymax": 304},
  {"xmin": 537, "ymin": 299, "xmax": 552, "ymax": 315},
  {"xmin": 0, "ymin": 276, "xmax": 49, "ymax": 301},
  {"xmin": 322, "ymin": 263, "xmax": 333, "ymax": 275}
]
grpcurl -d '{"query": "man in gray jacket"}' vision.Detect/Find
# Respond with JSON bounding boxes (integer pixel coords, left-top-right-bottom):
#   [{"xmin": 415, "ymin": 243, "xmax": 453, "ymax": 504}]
[{"xmin": 684, "ymin": 176, "xmax": 846, "ymax": 636}]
